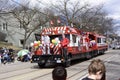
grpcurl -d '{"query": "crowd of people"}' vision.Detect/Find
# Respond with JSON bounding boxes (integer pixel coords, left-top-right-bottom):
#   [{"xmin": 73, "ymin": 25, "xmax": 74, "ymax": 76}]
[
  {"xmin": 0, "ymin": 47, "xmax": 32, "ymax": 64},
  {"xmin": 17, "ymin": 53, "xmax": 31, "ymax": 62},
  {"xmin": 0, "ymin": 47, "xmax": 15, "ymax": 64}
]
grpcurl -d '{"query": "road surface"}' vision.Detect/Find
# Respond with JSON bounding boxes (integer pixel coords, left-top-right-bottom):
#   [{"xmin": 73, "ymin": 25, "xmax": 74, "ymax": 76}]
[{"xmin": 0, "ymin": 49, "xmax": 120, "ymax": 80}]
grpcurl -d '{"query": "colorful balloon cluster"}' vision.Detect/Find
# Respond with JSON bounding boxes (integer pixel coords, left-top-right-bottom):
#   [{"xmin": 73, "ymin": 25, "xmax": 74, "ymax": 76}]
[
  {"xmin": 51, "ymin": 38, "xmax": 60, "ymax": 45},
  {"xmin": 30, "ymin": 41, "xmax": 41, "ymax": 49}
]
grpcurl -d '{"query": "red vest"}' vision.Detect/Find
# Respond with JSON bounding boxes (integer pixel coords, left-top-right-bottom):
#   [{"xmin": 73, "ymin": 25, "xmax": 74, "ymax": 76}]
[
  {"xmin": 60, "ymin": 38, "xmax": 69, "ymax": 47},
  {"xmin": 35, "ymin": 48, "xmax": 42, "ymax": 55}
]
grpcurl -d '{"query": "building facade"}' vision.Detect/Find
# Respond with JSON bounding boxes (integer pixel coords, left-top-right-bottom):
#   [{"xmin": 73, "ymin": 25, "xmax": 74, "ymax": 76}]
[{"xmin": 0, "ymin": 13, "xmax": 36, "ymax": 47}]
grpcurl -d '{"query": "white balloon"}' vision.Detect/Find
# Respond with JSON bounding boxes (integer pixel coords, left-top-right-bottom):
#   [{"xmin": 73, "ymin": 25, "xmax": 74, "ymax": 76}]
[
  {"xmin": 34, "ymin": 41, "xmax": 37, "ymax": 43},
  {"xmin": 55, "ymin": 37, "xmax": 59, "ymax": 41},
  {"xmin": 30, "ymin": 43, "xmax": 34, "ymax": 46},
  {"xmin": 58, "ymin": 41, "xmax": 60, "ymax": 43}
]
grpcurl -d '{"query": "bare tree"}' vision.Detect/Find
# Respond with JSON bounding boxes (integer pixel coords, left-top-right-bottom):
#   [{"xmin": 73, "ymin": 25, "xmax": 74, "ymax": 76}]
[
  {"xmin": 81, "ymin": 6, "xmax": 114, "ymax": 35},
  {"xmin": 0, "ymin": 0, "xmax": 115, "ymax": 48},
  {"xmin": 48, "ymin": 0, "xmax": 114, "ymax": 35},
  {"xmin": 48, "ymin": 0, "xmax": 89, "ymax": 26},
  {"xmin": 11, "ymin": 5, "xmax": 49, "ymax": 48},
  {"xmin": 0, "ymin": 0, "xmax": 51, "ymax": 48}
]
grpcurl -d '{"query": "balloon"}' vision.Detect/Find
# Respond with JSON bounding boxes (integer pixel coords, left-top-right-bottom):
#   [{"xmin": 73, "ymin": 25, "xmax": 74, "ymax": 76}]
[
  {"xmin": 37, "ymin": 41, "xmax": 40, "ymax": 44},
  {"xmin": 52, "ymin": 39, "xmax": 55, "ymax": 43},
  {"xmin": 35, "ymin": 46, "xmax": 38, "ymax": 49},
  {"xmin": 58, "ymin": 41, "xmax": 60, "ymax": 44},
  {"xmin": 34, "ymin": 41, "xmax": 37, "ymax": 44},
  {"xmin": 54, "ymin": 42, "xmax": 58, "ymax": 45},
  {"xmin": 30, "ymin": 43, "xmax": 34, "ymax": 47},
  {"xmin": 52, "ymin": 39, "xmax": 59, "ymax": 45},
  {"xmin": 39, "ymin": 44, "xmax": 42, "ymax": 46},
  {"xmin": 39, "ymin": 46, "xmax": 43, "ymax": 49},
  {"xmin": 34, "ymin": 43, "xmax": 38, "ymax": 46},
  {"xmin": 54, "ymin": 40, "xmax": 58, "ymax": 45},
  {"xmin": 55, "ymin": 38, "xmax": 59, "ymax": 41}
]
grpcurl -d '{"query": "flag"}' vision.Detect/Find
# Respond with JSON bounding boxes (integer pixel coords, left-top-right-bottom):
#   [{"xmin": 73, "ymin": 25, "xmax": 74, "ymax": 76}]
[
  {"xmin": 50, "ymin": 20, "xmax": 54, "ymax": 25},
  {"xmin": 57, "ymin": 19, "xmax": 61, "ymax": 23},
  {"xmin": 71, "ymin": 23, "xmax": 73, "ymax": 27}
]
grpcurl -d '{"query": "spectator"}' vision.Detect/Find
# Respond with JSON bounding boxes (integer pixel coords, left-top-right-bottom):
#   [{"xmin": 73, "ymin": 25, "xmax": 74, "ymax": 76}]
[
  {"xmin": 82, "ymin": 59, "xmax": 106, "ymax": 80},
  {"xmin": 52, "ymin": 66, "xmax": 67, "ymax": 80},
  {"xmin": 3, "ymin": 52, "xmax": 10, "ymax": 64}
]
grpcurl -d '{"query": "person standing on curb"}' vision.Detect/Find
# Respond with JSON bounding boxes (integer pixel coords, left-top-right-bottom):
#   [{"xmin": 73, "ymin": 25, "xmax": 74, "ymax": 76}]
[{"xmin": 52, "ymin": 66, "xmax": 67, "ymax": 80}]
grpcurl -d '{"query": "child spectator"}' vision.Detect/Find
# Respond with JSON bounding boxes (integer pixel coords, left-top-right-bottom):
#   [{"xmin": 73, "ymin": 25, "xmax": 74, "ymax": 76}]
[
  {"xmin": 82, "ymin": 59, "xmax": 106, "ymax": 80},
  {"xmin": 52, "ymin": 66, "xmax": 67, "ymax": 80}
]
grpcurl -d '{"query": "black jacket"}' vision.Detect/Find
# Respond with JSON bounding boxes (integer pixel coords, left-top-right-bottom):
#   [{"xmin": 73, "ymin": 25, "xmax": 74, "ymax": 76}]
[{"xmin": 82, "ymin": 77, "xmax": 94, "ymax": 80}]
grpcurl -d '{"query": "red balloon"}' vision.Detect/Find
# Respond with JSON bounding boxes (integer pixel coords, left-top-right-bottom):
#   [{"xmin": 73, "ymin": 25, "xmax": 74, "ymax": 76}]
[{"xmin": 34, "ymin": 43, "xmax": 38, "ymax": 46}]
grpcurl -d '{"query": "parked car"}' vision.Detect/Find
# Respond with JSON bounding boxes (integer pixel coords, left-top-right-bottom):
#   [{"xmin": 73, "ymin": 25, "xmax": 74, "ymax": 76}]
[{"xmin": 112, "ymin": 43, "xmax": 120, "ymax": 49}]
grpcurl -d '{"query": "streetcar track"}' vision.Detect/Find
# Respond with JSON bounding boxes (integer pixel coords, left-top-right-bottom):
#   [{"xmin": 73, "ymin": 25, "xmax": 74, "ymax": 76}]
[
  {"xmin": 0, "ymin": 69, "xmax": 39, "ymax": 80},
  {"xmin": 0, "ymin": 50, "xmax": 118, "ymax": 80},
  {"xmin": 29, "ymin": 61, "xmax": 92, "ymax": 80},
  {"xmin": 30, "ymin": 67, "xmax": 88, "ymax": 80},
  {"xmin": 67, "ymin": 68, "xmax": 88, "ymax": 79},
  {"xmin": 0, "ymin": 67, "xmax": 30, "ymax": 74},
  {"xmin": 30, "ymin": 72, "xmax": 52, "ymax": 80},
  {"xmin": 0, "ymin": 64, "xmax": 38, "ymax": 74},
  {"xmin": 29, "ymin": 61, "xmax": 89, "ymax": 79},
  {"xmin": 0, "ymin": 65, "xmax": 53, "ymax": 80}
]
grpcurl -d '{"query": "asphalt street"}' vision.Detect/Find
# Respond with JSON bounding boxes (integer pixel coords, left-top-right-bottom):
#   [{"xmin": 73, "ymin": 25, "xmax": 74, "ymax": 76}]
[
  {"xmin": 80, "ymin": 49, "xmax": 120, "ymax": 80},
  {"xmin": 0, "ymin": 49, "xmax": 120, "ymax": 80}
]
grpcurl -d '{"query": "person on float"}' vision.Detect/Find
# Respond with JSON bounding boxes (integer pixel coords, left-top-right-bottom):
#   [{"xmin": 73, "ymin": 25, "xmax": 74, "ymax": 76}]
[
  {"xmin": 60, "ymin": 32, "xmax": 70, "ymax": 59},
  {"xmin": 41, "ymin": 35, "xmax": 50, "ymax": 55},
  {"xmin": 85, "ymin": 33, "xmax": 90, "ymax": 50}
]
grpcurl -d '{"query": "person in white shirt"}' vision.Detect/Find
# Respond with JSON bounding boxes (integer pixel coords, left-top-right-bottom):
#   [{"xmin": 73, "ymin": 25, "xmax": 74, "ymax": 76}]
[{"xmin": 41, "ymin": 35, "xmax": 50, "ymax": 54}]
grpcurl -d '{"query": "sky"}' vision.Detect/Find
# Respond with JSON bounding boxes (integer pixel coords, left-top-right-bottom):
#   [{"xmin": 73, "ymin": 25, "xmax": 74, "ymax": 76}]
[
  {"xmin": 103, "ymin": 0, "xmax": 120, "ymax": 35},
  {"xmin": 13, "ymin": 0, "xmax": 120, "ymax": 35},
  {"xmin": 15, "ymin": 0, "xmax": 120, "ymax": 21}
]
